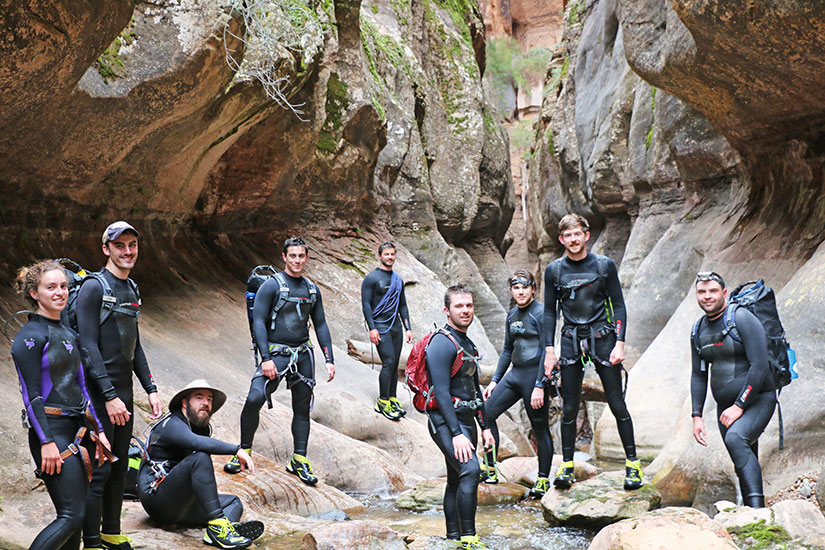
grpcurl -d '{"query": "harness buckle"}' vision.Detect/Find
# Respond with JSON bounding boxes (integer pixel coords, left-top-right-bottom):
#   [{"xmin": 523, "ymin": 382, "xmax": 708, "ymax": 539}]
[{"xmin": 67, "ymin": 443, "xmax": 79, "ymax": 455}]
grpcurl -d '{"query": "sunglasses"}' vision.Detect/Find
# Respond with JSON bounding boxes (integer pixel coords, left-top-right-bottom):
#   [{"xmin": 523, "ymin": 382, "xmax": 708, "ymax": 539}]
[{"xmin": 696, "ymin": 271, "xmax": 725, "ymax": 288}]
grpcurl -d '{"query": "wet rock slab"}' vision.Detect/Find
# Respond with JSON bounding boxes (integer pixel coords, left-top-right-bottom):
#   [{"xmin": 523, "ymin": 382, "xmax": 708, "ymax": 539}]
[
  {"xmin": 588, "ymin": 506, "xmax": 737, "ymax": 550},
  {"xmin": 301, "ymin": 519, "xmax": 410, "ymax": 549},
  {"xmin": 541, "ymin": 471, "xmax": 661, "ymax": 528},
  {"xmin": 396, "ymin": 477, "xmax": 527, "ymax": 511}
]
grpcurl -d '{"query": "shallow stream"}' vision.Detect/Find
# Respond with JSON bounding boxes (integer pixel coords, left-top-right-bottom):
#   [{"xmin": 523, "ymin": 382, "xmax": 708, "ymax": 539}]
[{"xmin": 255, "ymin": 494, "xmax": 594, "ymax": 549}]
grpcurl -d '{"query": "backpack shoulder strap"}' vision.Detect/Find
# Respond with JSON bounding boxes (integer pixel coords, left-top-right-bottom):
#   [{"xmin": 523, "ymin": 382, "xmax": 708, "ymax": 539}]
[
  {"xmin": 432, "ymin": 328, "xmax": 464, "ymax": 376},
  {"xmin": 595, "ymin": 254, "xmax": 609, "ymax": 280},
  {"xmin": 302, "ymin": 276, "xmax": 318, "ymax": 306},
  {"xmin": 549, "ymin": 259, "xmax": 563, "ymax": 289},
  {"xmin": 691, "ymin": 316, "xmax": 704, "ymax": 353},
  {"xmin": 88, "ymin": 272, "xmax": 117, "ymax": 325},
  {"xmin": 723, "ymin": 303, "xmax": 741, "ymax": 342},
  {"xmin": 269, "ymin": 272, "xmax": 290, "ymax": 329}
]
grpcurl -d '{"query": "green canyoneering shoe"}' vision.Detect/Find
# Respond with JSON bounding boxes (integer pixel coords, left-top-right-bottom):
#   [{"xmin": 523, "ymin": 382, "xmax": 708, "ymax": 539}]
[
  {"xmin": 374, "ymin": 397, "xmax": 401, "ymax": 421},
  {"xmin": 479, "ymin": 463, "xmax": 499, "ymax": 484},
  {"xmin": 624, "ymin": 458, "xmax": 644, "ymax": 490},
  {"xmin": 232, "ymin": 520, "xmax": 264, "ymax": 542},
  {"xmin": 456, "ymin": 534, "xmax": 493, "ymax": 549},
  {"xmin": 553, "ymin": 461, "xmax": 575, "ymax": 489},
  {"xmin": 224, "ymin": 448, "xmax": 251, "ymax": 475},
  {"xmin": 203, "ymin": 517, "xmax": 251, "ymax": 549},
  {"xmin": 100, "ymin": 533, "xmax": 134, "ymax": 550},
  {"xmin": 286, "ymin": 453, "xmax": 318, "ymax": 486},
  {"xmin": 388, "ymin": 396, "xmax": 407, "ymax": 417},
  {"xmin": 529, "ymin": 476, "xmax": 550, "ymax": 498}
]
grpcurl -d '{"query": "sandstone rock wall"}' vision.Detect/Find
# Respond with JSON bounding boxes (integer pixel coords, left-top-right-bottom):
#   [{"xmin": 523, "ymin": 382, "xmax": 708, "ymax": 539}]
[
  {"xmin": 0, "ymin": 0, "xmax": 516, "ymax": 499},
  {"xmin": 526, "ymin": 0, "xmax": 825, "ymax": 503}
]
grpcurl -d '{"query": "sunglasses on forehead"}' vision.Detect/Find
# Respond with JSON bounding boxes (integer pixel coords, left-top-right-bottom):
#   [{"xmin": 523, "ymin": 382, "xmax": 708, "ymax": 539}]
[{"xmin": 696, "ymin": 271, "xmax": 725, "ymax": 288}]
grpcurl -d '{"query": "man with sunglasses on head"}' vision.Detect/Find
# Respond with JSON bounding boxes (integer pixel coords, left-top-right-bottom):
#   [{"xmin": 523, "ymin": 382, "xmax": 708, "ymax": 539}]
[{"xmin": 691, "ymin": 271, "xmax": 776, "ymax": 508}]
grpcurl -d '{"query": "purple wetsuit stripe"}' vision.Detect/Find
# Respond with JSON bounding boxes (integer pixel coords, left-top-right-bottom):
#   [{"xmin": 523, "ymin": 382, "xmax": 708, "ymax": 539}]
[
  {"xmin": 40, "ymin": 342, "xmax": 53, "ymax": 401},
  {"xmin": 16, "ymin": 365, "xmax": 48, "ymax": 443}
]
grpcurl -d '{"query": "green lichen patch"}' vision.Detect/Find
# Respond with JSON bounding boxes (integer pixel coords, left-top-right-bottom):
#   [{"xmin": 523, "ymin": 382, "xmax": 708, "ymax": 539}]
[
  {"xmin": 728, "ymin": 520, "xmax": 792, "ymax": 550},
  {"xmin": 316, "ymin": 73, "xmax": 349, "ymax": 153},
  {"xmin": 96, "ymin": 17, "xmax": 137, "ymax": 83}
]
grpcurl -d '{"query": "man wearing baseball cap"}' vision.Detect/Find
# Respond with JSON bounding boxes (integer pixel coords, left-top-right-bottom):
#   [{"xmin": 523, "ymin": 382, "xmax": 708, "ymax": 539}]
[
  {"xmin": 78, "ymin": 221, "xmax": 163, "ymax": 550},
  {"xmin": 138, "ymin": 380, "xmax": 263, "ymax": 548}
]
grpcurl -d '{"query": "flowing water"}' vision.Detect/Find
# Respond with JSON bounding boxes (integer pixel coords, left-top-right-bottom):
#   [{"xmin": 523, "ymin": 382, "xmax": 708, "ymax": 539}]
[{"xmin": 254, "ymin": 494, "xmax": 594, "ymax": 549}]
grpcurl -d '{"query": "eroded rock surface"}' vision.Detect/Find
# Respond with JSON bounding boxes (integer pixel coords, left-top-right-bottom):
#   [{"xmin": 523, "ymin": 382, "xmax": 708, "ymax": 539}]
[
  {"xmin": 541, "ymin": 471, "xmax": 661, "ymax": 528},
  {"xmin": 588, "ymin": 506, "xmax": 738, "ymax": 550}
]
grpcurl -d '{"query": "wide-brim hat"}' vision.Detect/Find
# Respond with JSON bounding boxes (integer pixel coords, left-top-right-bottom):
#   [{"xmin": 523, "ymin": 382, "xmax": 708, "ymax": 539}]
[{"xmin": 168, "ymin": 379, "xmax": 227, "ymax": 414}]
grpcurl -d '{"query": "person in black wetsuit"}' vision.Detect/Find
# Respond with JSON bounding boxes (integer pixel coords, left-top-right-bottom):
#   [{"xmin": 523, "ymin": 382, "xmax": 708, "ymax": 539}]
[
  {"xmin": 361, "ymin": 241, "xmax": 413, "ymax": 420},
  {"xmin": 225, "ymin": 237, "xmax": 335, "ymax": 485},
  {"xmin": 426, "ymin": 284, "xmax": 495, "ymax": 550},
  {"xmin": 691, "ymin": 271, "xmax": 776, "ymax": 508},
  {"xmin": 12, "ymin": 260, "xmax": 113, "ymax": 550},
  {"xmin": 78, "ymin": 221, "xmax": 162, "ymax": 550},
  {"xmin": 543, "ymin": 213, "xmax": 643, "ymax": 490},
  {"xmin": 481, "ymin": 270, "xmax": 554, "ymax": 498},
  {"xmin": 138, "ymin": 380, "xmax": 263, "ymax": 549}
]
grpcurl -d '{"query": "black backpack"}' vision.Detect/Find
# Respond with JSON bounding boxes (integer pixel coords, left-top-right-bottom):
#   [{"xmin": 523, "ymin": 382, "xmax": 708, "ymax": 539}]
[
  {"xmin": 245, "ymin": 266, "xmax": 317, "ymax": 364},
  {"xmin": 59, "ymin": 258, "xmax": 140, "ymax": 331},
  {"xmin": 691, "ymin": 279, "xmax": 793, "ymax": 390}
]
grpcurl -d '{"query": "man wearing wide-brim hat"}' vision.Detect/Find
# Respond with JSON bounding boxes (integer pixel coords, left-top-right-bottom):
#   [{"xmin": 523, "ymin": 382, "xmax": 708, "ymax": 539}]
[{"xmin": 137, "ymin": 380, "xmax": 263, "ymax": 549}]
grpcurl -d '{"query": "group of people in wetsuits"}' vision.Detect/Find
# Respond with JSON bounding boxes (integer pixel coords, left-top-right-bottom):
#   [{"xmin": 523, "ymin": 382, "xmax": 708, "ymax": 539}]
[{"xmin": 10, "ymin": 213, "xmax": 778, "ymax": 550}]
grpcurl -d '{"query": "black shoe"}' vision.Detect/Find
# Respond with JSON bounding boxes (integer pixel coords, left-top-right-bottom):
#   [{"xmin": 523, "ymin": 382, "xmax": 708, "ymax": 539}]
[
  {"xmin": 100, "ymin": 533, "xmax": 134, "ymax": 550},
  {"xmin": 554, "ymin": 461, "xmax": 575, "ymax": 489},
  {"xmin": 529, "ymin": 477, "xmax": 550, "ymax": 498},
  {"xmin": 286, "ymin": 454, "xmax": 318, "ymax": 486},
  {"xmin": 224, "ymin": 449, "xmax": 250, "ymax": 475},
  {"xmin": 232, "ymin": 520, "xmax": 264, "ymax": 541},
  {"xmin": 204, "ymin": 517, "xmax": 251, "ymax": 549},
  {"xmin": 389, "ymin": 397, "xmax": 407, "ymax": 417},
  {"xmin": 375, "ymin": 398, "xmax": 401, "ymax": 421},
  {"xmin": 623, "ymin": 459, "xmax": 643, "ymax": 490}
]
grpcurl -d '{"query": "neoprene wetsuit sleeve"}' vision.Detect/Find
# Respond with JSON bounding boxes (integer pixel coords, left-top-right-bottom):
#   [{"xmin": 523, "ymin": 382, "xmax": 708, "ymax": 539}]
[
  {"xmin": 474, "ymin": 368, "xmax": 488, "ymax": 430},
  {"xmin": 492, "ymin": 311, "xmax": 513, "ymax": 383},
  {"xmin": 426, "ymin": 334, "xmax": 462, "ymax": 436},
  {"xmin": 360, "ymin": 273, "xmax": 376, "ymax": 330},
  {"xmin": 690, "ymin": 337, "xmax": 708, "ymax": 417},
  {"xmin": 160, "ymin": 416, "xmax": 240, "ymax": 455},
  {"xmin": 12, "ymin": 325, "xmax": 53, "ymax": 444},
  {"xmin": 535, "ymin": 307, "xmax": 547, "ymax": 387},
  {"xmin": 543, "ymin": 265, "xmax": 558, "ymax": 346},
  {"xmin": 75, "ymin": 358, "xmax": 104, "ymax": 432},
  {"xmin": 399, "ymin": 282, "xmax": 411, "ymax": 330},
  {"xmin": 76, "ymin": 279, "xmax": 118, "ymax": 401},
  {"xmin": 605, "ymin": 259, "xmax": 627, "ymax": 341},
  {"xmin": 253, "ymin": 278, "xmax": 279, "ymax": 362},
  {"xmin": 132, "ymin": 327, "xmax": 157, "ymax": 394},
  {"xmin": 734, "ymin": 308, "xmax": 771, "ymax": 409},
  {"xmin": 310, "ymin": 289, "xmax": 335, "ymax": 364}
]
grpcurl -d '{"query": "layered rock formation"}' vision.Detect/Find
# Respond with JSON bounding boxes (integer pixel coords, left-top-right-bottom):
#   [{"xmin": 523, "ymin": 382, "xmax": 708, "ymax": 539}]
[
  {"xmin": 527, "ymin": 0, "xmax": 825, "ymax": 509},
  {"xmin": 0, "ymin": 0, "xmax": 517, "ymax": 518}
]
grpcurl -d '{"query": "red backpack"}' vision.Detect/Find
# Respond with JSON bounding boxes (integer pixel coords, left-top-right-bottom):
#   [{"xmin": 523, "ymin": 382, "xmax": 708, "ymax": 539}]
[{"xmin": 405, "ymin": 328, "xmax": 463, "ymax": 412}]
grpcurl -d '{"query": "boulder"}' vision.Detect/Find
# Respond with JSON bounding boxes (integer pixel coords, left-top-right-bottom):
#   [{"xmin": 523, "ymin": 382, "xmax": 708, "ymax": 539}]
[
  {"xmin": 541, "ymin": 471, "xmax": 661, "ymax": 528},
  {"xmin": 301, "ymin": 520, "xmax": 410, "ymax": 550},
  {"xmin": 216, "ymin": 454, "xmax": 365, "ymax": 517},
  {"xmin": 771, "ymin": 500, "xmax": 825, "ymax": 544},
  {"xmin": 588, "ymin": 506, "xmax": 738, "ymax": 550},
  {"xmin": 819, "ymin": 468, "xmax": 825, "ymax": 512},
  {"xmin": 498, "ymin": 456, "xmax": 600, "ymax": 487},
  {"xmin": 396, "ymin": 477, "xmax": 527, "ymax": 511},
  {"xmin": 713, "ymin": 506, "xmax": 773, "ymax": 530}
]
